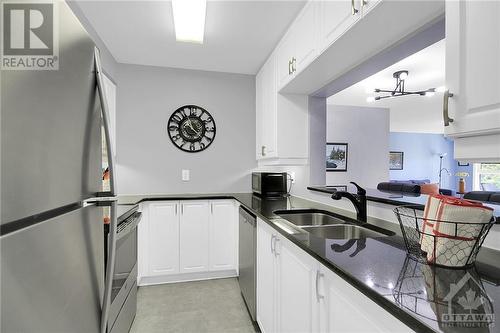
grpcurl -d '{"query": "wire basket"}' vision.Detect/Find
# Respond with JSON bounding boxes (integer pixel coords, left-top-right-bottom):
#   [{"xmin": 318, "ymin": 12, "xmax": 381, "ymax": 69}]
[{"xmin": 393, "ymin": 205, "xmax": 497, "ymax": 268}]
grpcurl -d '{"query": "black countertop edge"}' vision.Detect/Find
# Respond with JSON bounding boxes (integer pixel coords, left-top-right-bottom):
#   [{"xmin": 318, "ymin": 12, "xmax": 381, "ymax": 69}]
[
  {"xmin": 119, "ymin": 194, "xmax": 437, "ymax": 332},
  {"xmin": 307, "ymin": 186, "xmax": 426, "ymax": 210}
]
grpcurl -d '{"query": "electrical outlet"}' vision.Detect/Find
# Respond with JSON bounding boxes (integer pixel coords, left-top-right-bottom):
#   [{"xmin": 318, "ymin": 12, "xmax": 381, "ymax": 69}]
[{"xmin": 182, "ymin": 169, "xmax": 190, "ymax": 181}]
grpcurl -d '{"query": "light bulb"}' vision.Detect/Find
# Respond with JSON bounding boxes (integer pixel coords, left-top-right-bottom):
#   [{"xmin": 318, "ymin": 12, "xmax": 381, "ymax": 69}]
[
  {"xmin": 436, "ymin": 86, "xmax": 446, "ymax": 93},
  {"xmin": 399, "ymin": 72, "xmax": 408, "ymax": 80},
  {"xmin": 366, "ymin": 96, "xmax": 376, "ymax": 103},
  {"xmin": 425, "ymin": 91, "xmax": 435, "ymax": 97}
]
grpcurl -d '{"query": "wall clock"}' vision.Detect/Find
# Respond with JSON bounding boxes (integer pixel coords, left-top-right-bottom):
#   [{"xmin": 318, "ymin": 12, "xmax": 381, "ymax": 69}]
[{"xmin": 167, "ymin": 105, "xmax": 216, "ymax": 152}]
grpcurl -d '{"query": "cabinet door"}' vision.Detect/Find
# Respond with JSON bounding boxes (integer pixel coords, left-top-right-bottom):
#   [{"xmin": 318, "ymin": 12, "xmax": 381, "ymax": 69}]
[
  {"xmin": 148, "ymin": 202, "xmax": 179, "ymax": 276},
  {"xmin": 276, "ymin": 31, "xmax": 295, "ymax": 89},
  {"xmin": 320, "ymin": 0, "xmax": 360, "ymax": 52},
  {"xmin": 256, "ymin": 56, "xmax": 277, "ymax": 160},
  {"xmin": 209, "ymin": 200, "xmax": 236, "ymax": 271},
  {"xmin": 276, "ymin": 236, "xmax": 318, "ymax": 333},
  {"xmin": 291, "ymin": 1, "xmax": 318, "ymax": 74},
  {"xmin": 360, "ymin": 0, "xmax": 381, "ymax": 17},
  {"xmin": 256, "ymin": 219, "xmax": 277, "ymax": 333},
  {"xmin": 179, "ymin": 201, "xmax": 209, "ymax": 273},
  {"xmin": 445, "ymin": 1, "xmax": 500, "ymax": 138},
  {"xmin": 320, "ymin": 265, "xmax": 411, "ymax": 332}
]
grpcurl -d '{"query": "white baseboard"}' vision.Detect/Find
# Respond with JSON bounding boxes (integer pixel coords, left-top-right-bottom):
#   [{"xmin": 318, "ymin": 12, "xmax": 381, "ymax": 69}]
[{"xmin": 138, "ymin": 269, "xmax": 238, "ymax": 286}]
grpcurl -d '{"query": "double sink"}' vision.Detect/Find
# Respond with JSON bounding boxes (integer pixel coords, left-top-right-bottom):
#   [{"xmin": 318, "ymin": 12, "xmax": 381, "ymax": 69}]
[{"xmin": 273, "ymin": 209, "xmax": 394, "ymax": 239}]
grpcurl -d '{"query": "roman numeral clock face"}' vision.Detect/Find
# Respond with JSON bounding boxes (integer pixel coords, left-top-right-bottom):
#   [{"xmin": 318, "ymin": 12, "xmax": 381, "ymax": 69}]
[{"xmin": 167, "ymin": 105, "xmax": 216, "ymax": 152}]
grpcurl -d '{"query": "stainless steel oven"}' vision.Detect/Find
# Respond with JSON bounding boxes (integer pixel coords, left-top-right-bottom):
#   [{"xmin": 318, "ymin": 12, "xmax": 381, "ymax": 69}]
[{"xmin": 105, "ymin": 205, "xmax": 141, "ymax": 333}]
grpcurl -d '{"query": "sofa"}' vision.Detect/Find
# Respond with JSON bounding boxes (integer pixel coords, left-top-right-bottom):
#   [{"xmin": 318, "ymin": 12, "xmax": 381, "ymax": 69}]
[
  {"xmin": 464, "ymin": 191, "xmax": 500, "ymax": 204},
  {"xmin": 377, "ymin": 180, "xmax": 453, "ymax": 196}
]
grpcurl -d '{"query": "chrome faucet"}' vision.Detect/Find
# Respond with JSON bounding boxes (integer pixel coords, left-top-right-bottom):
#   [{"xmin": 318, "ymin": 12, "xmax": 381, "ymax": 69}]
[{"xmin": 331, "ymin": 182, "xmax": 367, "ymax": 222}]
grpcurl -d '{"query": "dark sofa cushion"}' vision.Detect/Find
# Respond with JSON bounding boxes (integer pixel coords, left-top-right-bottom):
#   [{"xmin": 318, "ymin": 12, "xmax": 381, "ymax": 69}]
[
  {"xmin": 463, "ymin": 191, "xmax": 496, "ymax": 202},
  {"xmin": 490, "ymin": 193, "xmax": 500, "ymax": 204},
  {"xmin": 377, "ymin": 182, "xmax": 390, "ymax": 191},
  {"xmin": 377, "ymin": 182, "xmax": 421, "ymax": 194},
  {"xmin": 401, "ymin": 184, "xmax": 421, "ymax": 193}
]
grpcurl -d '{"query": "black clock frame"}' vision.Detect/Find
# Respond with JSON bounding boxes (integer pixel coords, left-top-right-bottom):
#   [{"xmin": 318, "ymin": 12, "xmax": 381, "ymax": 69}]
[{"xmin": 167, "ymin": 105, "xmax": 216, "ymax": 153}]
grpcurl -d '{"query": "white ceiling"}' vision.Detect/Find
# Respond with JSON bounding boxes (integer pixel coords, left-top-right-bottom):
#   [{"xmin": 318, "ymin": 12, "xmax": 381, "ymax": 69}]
[
  {"xmin": 75, "ymin": 0, "xmax": 306, "ymax": 75},
  {"xmin": 328, "ymin": 39, "xmax": 445, "ymax": 133}
]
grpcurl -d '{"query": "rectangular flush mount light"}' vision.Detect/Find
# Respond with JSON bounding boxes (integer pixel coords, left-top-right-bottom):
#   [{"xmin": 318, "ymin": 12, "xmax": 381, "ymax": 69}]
[{"xmin": 172, "ymin": 0, "xmax": 207, "ymax": 43}]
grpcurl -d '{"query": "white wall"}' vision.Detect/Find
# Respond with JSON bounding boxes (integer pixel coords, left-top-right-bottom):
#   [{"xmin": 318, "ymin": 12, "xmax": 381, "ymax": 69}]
[
  {"xmin": 325, "ymin": 105, "xmax": 390, "ymax": 188},
  {"xmin": 115, "ymin": 64, "xmax": 256, "ymax": 195}
]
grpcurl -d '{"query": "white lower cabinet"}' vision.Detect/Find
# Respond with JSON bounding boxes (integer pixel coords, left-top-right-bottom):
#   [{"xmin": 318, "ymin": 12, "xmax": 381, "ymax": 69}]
[
  {"xmin": 209, "ymin": 200, "xmax": 238, "ymax": 271},
  {"xmin": 147, "ymin": 201, "xmax": 179, "ymax": 276},
  {"xmin": 257, "ymin": 218, "xmax": 319, "ymax": 333},
  {"xmin": 257, "ymin": 218, "xmax": 412, "ymax": 333},
  {"xmin": 138, "ymin": 199, "xmax": 238, "ymax": 285},
  {"xmin": 179, "ymin": 201, "xmax": 209, "ymax": 273},
  {"xmin": 319, "ymin": 264, "xmax": 411, "ymax": 333}
]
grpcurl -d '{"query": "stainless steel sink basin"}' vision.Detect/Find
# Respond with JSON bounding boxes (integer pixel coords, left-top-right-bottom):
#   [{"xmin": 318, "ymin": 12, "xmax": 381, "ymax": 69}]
[
  {"xmin": 274, "ymin": 210, "xmax": 346, "ymax": 227},
  {"xmin": 301, "ymin": 224, "xmax": 393, "ymax": 239}
]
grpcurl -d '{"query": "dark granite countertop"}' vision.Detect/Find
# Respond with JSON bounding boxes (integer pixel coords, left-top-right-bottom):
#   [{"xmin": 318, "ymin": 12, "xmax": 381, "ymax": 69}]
[
  {"xmin": 118, "ymin": 193, "xmax": 500, "ymax": 333},
  {"xmin": 308, "ymin": 185, "xmax": 500, "ymax": 217}
]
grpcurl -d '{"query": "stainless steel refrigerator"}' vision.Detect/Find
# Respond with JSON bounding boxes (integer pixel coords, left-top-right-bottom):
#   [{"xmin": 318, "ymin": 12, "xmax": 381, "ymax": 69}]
[{"xmin": 1, "ymin": 2, "xmax": 119, "ymax": 332}]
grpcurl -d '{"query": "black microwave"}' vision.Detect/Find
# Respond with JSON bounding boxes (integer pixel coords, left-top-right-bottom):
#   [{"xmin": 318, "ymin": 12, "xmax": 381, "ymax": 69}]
[{"xmin": 252, "ymin": 172, "xmax": 288, "ymax": 197}]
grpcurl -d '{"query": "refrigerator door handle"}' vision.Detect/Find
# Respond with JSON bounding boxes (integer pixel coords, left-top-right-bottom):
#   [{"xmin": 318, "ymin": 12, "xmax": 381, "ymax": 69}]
[
  {"xmin": 94, "ymin": 48, "xmax": 116, "ymax": 196},
  {"xmin": 100, "ymin": 200, "xmax": 117, "ymax": 333}
]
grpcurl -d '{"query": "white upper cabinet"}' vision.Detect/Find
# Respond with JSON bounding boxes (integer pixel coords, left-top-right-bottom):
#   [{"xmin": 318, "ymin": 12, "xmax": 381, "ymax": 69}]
[
  {"xmin": 209, "ymin": 200, "xmax": 237, "ymax": 271},
  {"xmin": 256, "ymin": 55, "xmax": 277, "ymax": 160},
  {"xmin": 179, "ymin": 201, "xmax": 210, "ymax": 273},
  {"xmin": 360, "ymin": 0, "xmax": 382, "ymax": 17},
  {"xmin": 256, "ymin": 52, "xmax": 308, "ymax": 164},
  {"xmin": 277, "ymin": 1, "xmax": 318, "ymax": 88},
  {"xmin": 147, "ymin": 202, "xmax": 180, "ymax": 276},
  {"xmin": 319, "ymin": 0, "xmax": 361, "ymax": 53},
  {"xmin": 445, "ymin": 0, "xmax": 500, "ymax": 139}
]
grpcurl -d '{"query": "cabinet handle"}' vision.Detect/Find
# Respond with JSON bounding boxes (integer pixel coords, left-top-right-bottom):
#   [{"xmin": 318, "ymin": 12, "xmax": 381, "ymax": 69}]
[
  {"xmin": 210, "ymin": 203, "xmax": 213, "ymax": 214},
  {"xmin": 175, "ymin": 204, "xmax": 178, "ymax": 215},
  {"xmin": 292, "ymin": 57, "xmax": 296, "ymax": 73},
  {"xmin": 181, "ymin": 204, "xmax": 183, "ymax": 215},
  {"xmin": 443, "ymin": 90, "xmax": 454, "ymax": 127},
  {"xmin": 274, "ymin": 238, "xmax": 280, "ymax": 256},
  {"xmin": 315, "ymin": 270, "xmax": 324, "ymax": 302},
  {"xmin": 351, "ymin": 0, "xmax": 359, "ymax": 14},
  {"xmin": 270, "ymin": 235, "xmax": 275, "ymax": 254},
  {"xmin": 261, "ymin": 145, "xmax": 266, "ymax": 157},
  {"xmin": 288, "ymin": 59, "xmax": 292, "ymax": 75}
]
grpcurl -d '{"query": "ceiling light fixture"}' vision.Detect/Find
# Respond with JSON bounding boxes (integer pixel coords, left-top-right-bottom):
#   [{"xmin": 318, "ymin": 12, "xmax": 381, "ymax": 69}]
[
  {"xmin": 172, "ymin": 0, "xmax": 206, "ymax": 43},
  {"xmin": 367, "ymin": 70, "xmax": 438, "ymax": 101}
]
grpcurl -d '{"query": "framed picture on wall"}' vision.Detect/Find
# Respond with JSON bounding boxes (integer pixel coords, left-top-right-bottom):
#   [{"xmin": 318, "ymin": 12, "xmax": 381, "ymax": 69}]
[
  {"xmin": 389, "ymin": 151, "xmax": 404, "ymax": 170},
  {"xmin": 326, "ymin": 143, "xmax": 348, "ymax": 172}
]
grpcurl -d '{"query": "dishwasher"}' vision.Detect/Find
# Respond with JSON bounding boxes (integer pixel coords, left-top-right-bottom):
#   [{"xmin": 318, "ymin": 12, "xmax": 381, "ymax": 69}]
[{"xmin": 238, "ymin": 206, "xmax": 257, "ymax": 322}]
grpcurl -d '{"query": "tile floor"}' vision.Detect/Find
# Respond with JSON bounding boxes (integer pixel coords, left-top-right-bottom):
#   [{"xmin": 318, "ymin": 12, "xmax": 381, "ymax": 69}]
[{"xmin": 130, "ymin": 278, "xmax": 257, "ymax": 333}]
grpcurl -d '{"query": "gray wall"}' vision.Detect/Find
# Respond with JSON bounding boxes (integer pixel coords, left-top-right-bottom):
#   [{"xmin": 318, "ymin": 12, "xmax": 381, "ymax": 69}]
[
  {"xmin": 67, "ymin": 1, "xmax": 118, "ymax": 79},
  {"xmin": 115, "ymin": 64, "xmax": 256, "ymax": 195},
  {"xmin": 326, "ymin": 105, "xmax": 390, "ymax": 188}
]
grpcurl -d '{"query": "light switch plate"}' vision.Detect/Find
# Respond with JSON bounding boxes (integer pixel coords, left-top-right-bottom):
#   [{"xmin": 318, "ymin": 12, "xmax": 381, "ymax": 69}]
[{"xmin": 182, "ymin": 169, "xmax": 190, "ymax": 181}]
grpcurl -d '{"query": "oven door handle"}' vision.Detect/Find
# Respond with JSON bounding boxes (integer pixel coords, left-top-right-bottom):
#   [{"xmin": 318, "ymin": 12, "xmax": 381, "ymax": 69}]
[
  {"xmin": 101, "ymin": 201, "xmax": 117, "ymax": 333},
  {"xmin": 116, "ymin": 212, "xmax": 142, "ymax": 241}
]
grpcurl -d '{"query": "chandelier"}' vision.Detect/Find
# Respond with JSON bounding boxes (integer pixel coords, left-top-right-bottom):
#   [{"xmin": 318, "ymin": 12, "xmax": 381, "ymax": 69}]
[{"xmin": 366, "ymin": 70, "xmax": 443, "ymax": 102}]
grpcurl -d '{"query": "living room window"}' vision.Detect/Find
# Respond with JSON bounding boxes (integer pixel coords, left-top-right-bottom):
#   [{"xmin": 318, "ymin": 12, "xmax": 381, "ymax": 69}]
[{"xmin": 473, "ymin": 163, "xmax": 500, "ymax": 191}]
